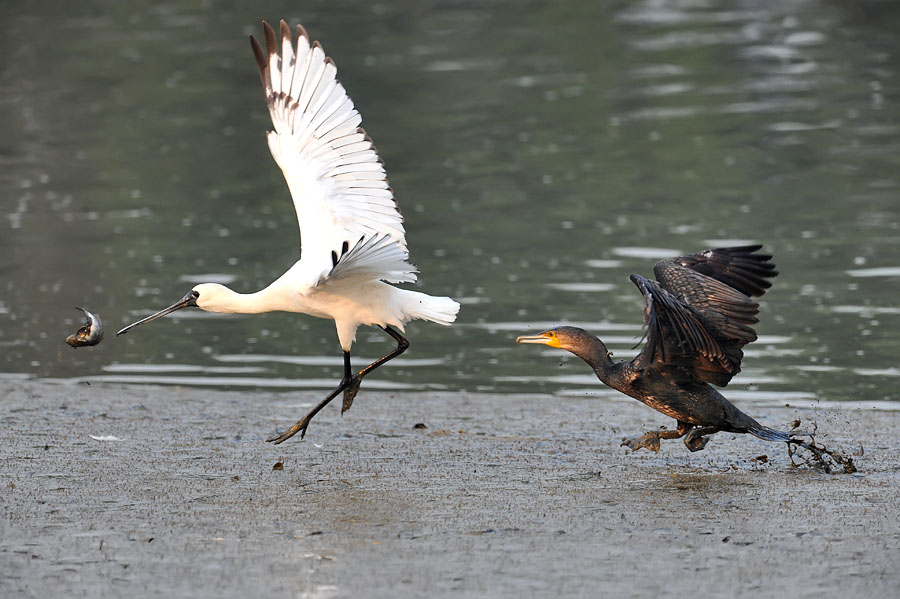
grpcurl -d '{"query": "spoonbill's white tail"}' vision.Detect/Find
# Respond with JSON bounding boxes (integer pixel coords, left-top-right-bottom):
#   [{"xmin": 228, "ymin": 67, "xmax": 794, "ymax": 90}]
[{"xmin": 400, "ymin": 290, "xmax": 460, "ymax": 327}]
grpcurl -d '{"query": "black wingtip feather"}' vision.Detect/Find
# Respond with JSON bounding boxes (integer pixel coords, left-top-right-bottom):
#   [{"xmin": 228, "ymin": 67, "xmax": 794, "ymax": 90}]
[
  {"xmin": 249, "ymin": 35, "xmax": 267, "ymax": 73},
  {"xmin": 263, "ymin": 20, "xmax": 277, "ymax": 55}
]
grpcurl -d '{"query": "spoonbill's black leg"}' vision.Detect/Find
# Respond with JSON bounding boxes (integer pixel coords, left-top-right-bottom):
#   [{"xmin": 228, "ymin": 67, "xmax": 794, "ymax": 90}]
[
  {"xmin": 267, "ymin": 351, "xmax": 354, "ymax": 444},
  {"xmin": 267, "ymin": 326, "xmax": 409, "ymax": 444},
  {"xmin": 342, "ymin": 325, "xmax": 409, "ymax": 413},
  {"xmin": 622, "ymin": 420, "xmax": 692, "ymax": 452}
]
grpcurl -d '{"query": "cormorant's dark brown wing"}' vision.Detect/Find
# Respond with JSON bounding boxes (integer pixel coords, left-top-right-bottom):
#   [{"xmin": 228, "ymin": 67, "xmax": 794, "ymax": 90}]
[
  {"xmin": 658, "ymin": 245, "xmax": 777, "ymax": 297},
  {"xmin": 630, "ymin": 246, "xmax": 778, "ymax": 386}
]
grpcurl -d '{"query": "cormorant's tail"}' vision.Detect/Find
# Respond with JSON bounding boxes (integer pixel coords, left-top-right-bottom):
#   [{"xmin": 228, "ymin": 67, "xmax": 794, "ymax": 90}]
[
  {"xmin": 747, "ymin": 422, "xmax": 840, "ymax": 458},
  {"xmin": 747, "ymin": 423, "xmax": 792, "ymax": 443}
]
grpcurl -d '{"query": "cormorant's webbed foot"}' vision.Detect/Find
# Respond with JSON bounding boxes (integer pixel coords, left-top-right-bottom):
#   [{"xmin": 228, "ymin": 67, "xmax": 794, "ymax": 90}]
[
  {"xmin": 683, "ymin": 426, "xmax": 720, "ymax": 452},
  {"xmin": 622, "ymin": 422, "xmax": 692, "ymax": 453},
  {"xmin": 622, "ymin": 431, "xmax": 663, "ymax": 452}
]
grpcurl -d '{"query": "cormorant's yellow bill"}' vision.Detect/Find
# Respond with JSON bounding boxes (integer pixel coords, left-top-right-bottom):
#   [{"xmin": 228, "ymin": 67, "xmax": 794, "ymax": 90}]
[{"xmin": 515, "ymin": 330, "xmax": 562, "ymax": 349}]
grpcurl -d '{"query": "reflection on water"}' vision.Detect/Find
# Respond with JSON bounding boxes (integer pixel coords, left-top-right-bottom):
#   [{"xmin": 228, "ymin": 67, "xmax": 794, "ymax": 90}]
[{"xmin": 1, "ymin": 1, "xmax": 899, "ymax": 407}]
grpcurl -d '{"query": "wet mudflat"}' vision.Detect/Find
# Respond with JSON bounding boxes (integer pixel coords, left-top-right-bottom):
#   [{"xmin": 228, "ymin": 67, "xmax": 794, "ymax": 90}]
[{"xmin": 2, "ymin": 381, "xmax": 898, "ymax": 598}]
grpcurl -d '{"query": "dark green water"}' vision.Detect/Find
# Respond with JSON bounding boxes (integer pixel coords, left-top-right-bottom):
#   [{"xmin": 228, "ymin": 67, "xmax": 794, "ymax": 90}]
[{"xmin": 2, "ymin": 1, "xmax": 899, "ymax": 407}]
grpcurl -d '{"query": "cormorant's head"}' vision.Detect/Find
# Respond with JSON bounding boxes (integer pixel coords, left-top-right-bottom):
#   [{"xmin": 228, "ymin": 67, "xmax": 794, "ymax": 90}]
[
  {"xmin": 516, "ymin": 326, "xmax": 611, "ymax": 364},
  {"xmin": 515, "ymin": 326, "xmax": 591, "ymax": 351}
]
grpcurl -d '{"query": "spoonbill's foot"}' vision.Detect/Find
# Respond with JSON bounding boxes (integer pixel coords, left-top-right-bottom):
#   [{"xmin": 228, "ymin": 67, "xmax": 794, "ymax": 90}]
[
  {"xmin": 622, "ymin": 431, "xmax": 663, "ymax": 452},
  {"xmin": 267, "ymin": 412, "xmax": 314, "ymax": 444},
  {"xmin": 341, "ymin": 375, "xmax": 362, "ymax": 414}
]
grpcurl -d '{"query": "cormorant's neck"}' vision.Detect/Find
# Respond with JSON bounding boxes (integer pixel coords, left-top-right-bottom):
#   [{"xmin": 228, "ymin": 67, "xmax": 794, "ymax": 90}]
[{"xmin": 569, "ymin": 335, "xmax": 616, "ymax": 381}]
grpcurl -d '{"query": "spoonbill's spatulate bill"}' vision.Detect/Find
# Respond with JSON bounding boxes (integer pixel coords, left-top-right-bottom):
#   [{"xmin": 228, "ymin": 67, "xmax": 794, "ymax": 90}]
[
  {"xmin": 118, "ymin": 20, "xmax": 460, "ymax": 443},
  {"xmin": 517, "ymin": 245, "xmax": 805, "ymax": 453}
]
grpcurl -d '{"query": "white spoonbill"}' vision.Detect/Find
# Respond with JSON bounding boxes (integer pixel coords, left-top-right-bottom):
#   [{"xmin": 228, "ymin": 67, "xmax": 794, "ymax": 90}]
[{"xmin": 118, "ymin": 20, "xmax": 460, "ymax": 444}]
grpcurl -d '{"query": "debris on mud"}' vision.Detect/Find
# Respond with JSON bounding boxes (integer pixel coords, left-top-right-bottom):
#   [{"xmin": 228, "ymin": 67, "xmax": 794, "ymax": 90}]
[{"xmin": 786, "ymin": 421, "xmax": 857, "ymax": 474}]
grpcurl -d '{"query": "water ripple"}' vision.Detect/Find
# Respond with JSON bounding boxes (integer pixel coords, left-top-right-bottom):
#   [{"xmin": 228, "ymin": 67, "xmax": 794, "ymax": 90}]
[
  {"xmin": 831, "ymin": 305, "xmax": 900, "ymax": 316},
  {"xmin": 585, "ymin": 259, "xmax": 624, "ymax": 269},
  {"xmin": 214, "ymin": 354, "xmax": 444, "ymax": 367},
  {"xmin": 612, "ymin": 247, "xmax": 682, "ymax": 259},
  {"xmin": 104, "ymin": 363, "xmax": 264, "ymax": 374},
  {"xmin": 41, "ymin": 375, "xmax": 414, "ymax": 389},
  {"xmin": 846, "ymin": 267, "xmax": 900, "ymax": 278},
  {"xmin": 475, "ymin": 321, "xmax": 643, "ymax": 333},
  {"xmin": 544, "ymin": 283, "xmax": 615, "ymax": 292},
  {"xmin": 630, "ymin": 31, "xmax": 748, "ymax": 52},
  {"xmin": 178, "ymin": 273, "xmax": 238, "ymax": 284}
]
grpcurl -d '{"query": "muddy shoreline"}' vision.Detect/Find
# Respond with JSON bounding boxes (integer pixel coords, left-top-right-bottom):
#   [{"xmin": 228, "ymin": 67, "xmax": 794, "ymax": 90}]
[{"xmin": 2, "ymin": 380, "xmax": 898, "ymax": 597}]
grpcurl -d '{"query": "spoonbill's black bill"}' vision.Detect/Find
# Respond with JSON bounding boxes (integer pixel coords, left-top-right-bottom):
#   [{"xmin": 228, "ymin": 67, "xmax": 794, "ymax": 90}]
[
  {"xmin": 118, "ymin": 20, "xmax": 460, "ymax": 443},
  {"xmin": 65, "ymin": 307, "xmax": 104, "ymax": 348},
  {"xmin": 116, "ymin": 291, "xmax": 198, "ymax": 337}
]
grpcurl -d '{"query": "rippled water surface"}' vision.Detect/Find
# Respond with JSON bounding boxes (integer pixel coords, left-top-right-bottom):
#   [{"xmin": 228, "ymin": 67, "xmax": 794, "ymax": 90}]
[{"xmin": 2, "ymin": 1, "xmax": 898, "ymax": 407}]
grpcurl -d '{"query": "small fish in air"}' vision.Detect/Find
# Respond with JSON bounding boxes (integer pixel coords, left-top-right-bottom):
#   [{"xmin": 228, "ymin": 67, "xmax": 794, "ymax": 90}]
[{"xmin": 65, "ymin": 307, "xmax": 104, "ymax": 348}]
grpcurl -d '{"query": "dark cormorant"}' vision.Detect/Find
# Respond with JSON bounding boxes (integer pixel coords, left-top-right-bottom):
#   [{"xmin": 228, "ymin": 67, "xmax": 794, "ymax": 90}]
[{"xmin": 517, "ymin": 245, "xmax": 798, "ymax": 453}]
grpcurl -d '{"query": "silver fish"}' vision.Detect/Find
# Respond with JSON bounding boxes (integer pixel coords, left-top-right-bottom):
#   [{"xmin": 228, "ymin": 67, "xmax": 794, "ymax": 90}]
[{"xmin": 65, "ymin": 307, "xmax": 104, "ymax": 348}]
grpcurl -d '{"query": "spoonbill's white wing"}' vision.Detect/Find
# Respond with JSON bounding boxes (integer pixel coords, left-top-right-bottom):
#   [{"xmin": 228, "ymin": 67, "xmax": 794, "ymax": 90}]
[
  {"xmin": 328, "ymin": 235, "xmax": 418, "ymax": 285},
  {"xmin": 250, "ymin": 21, "xmax": 410, "ymax": 291}
]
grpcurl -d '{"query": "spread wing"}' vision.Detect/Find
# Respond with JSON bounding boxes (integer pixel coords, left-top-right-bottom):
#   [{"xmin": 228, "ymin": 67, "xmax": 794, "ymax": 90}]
[
  {"xmin": 661, "ymin": 244, "xmax": 777, "ymax": 297},
  {"xmin": 250, "ymin": 21, "xmax": 412, "ymax": 290},
  {"xmin": 631, "ymin": 245, "xmax": 778, "ymax": 386}
]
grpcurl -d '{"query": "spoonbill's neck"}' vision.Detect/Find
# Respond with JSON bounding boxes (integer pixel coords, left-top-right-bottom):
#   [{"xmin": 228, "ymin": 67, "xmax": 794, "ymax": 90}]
[{"xmin": 198, "ymin": 283, "xmax": 291, "ymax": 315}]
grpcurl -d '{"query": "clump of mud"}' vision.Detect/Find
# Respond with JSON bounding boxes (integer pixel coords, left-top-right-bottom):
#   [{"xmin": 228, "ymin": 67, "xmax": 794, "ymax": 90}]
[{"xmin": 786, "ymin": 421, "xmax": 857, "ymax": 474}]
